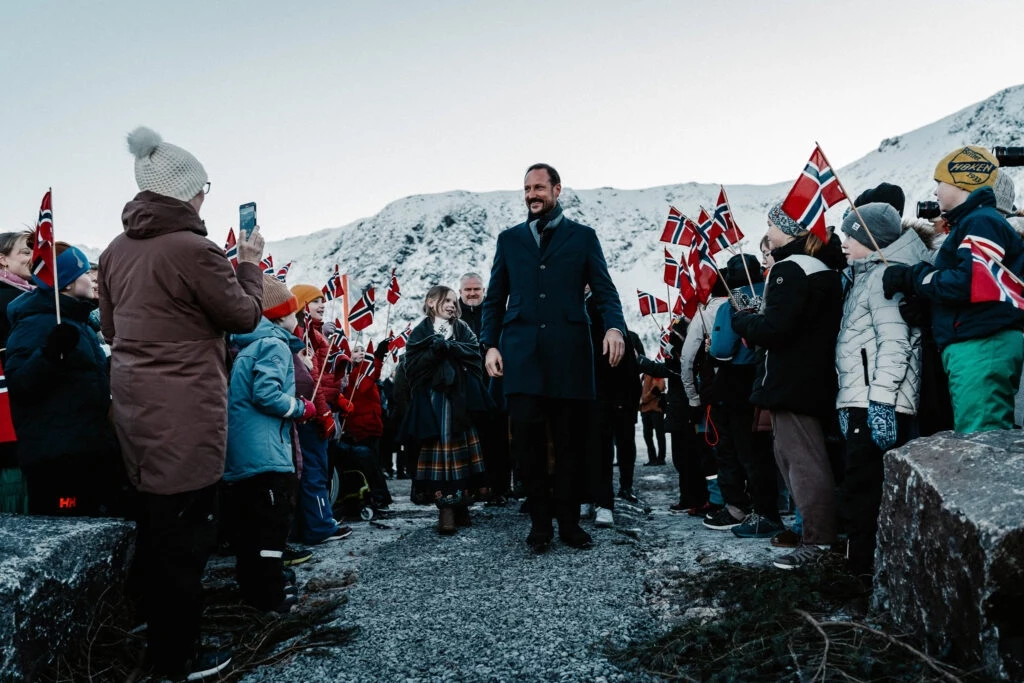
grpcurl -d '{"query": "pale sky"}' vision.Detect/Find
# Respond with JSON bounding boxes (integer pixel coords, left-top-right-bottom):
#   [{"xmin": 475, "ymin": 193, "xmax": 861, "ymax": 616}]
[{"xmin": 3, "ymin": 0, "xmax": 1023, "ymax": 248}]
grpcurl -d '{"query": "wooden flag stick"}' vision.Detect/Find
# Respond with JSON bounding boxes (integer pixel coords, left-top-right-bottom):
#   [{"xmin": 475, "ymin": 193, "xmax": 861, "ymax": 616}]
[
  {"xmin": 814, "ymin": 142, "xmax": 889, "ymax": 266},
  {"xmin": 311, "ymin": 334, "xmax": 338, "ymax": 399}
]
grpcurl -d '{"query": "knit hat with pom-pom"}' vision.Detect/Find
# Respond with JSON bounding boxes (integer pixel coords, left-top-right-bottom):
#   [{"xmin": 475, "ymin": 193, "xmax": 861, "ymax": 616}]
[
  {"xmin": 127, "ymin": 126, "xmax": 208, "ymax": 202},
  {"xmin": 262, "ymin": 275, "xmax": 299, "ymax": 320}
]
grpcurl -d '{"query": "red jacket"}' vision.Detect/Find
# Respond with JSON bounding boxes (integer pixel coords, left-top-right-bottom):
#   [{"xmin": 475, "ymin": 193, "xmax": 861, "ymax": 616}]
[
  {"xmin": 306, "ymin": 319, "xmax": 344, "ymax": 411},
  {"xmin": 342, "ymin": 358, "xmax": 382, "ymax": 441}
]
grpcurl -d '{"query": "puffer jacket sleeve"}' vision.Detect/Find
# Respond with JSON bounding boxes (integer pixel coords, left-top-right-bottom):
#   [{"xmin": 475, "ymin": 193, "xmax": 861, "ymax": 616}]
[
  {"xmin": 732, "ymin": 260, "xmax": 809, "ymax": 348},
  {"xmin": 679, "ymin": 298, "xmax": 724, "ymax": 406},
  {"xmin": 252, "ymin": 339, "xmax": 302, "ymax": 419},
  {"xmin": 866, "ymin": 270, "xmax": 913, "ymax": 405},
  {"xmin": 192, "ymin": 251, "xmax": 264, "ymax": 334}
]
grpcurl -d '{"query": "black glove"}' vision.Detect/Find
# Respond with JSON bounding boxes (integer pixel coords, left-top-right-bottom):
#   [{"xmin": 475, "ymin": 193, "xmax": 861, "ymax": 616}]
[
  {"xmin": 43, "ymin": 323, "xmax": 80, "ymax": 362},
  {"xmin": 898, "ymin": 294, "xmax": 930, "ymax": 327},
  {"xmin": 689, "ymin": 404, "xmax": 705, "ymax": 425},
  {"xmin": 882, "ymin": 264, "xmax": 915, "ymax": 300},
  {"xmin": 374, "ymin": 339, "xmax": 390, "ymax": 361}
]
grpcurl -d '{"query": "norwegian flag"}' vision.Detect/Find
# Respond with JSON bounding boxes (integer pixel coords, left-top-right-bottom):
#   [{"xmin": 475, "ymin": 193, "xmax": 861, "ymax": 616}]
[
  {"xmin": 780, "ymin": 145, "xmax": 848, "ymax": 242},
  {"xmin": 674, "ymin": 271, "xmax": 699, "ymax": 320},
  {"xmin": 260, "ymin": 254, "xmax": 274, "ymax": 275},
  {"xmin": 660, "ymin": 206, "xmax": 701, "ymax": 247},
  {"xmin": 963, "ymin": 236, "xmax": 1024, "ymax": 310},
  {"xmin": 688, "ymin": 241, "xmax": 719, "ymax": 305},
  {"xmin": 224, "ymin": 228, "xmax": 239, "ymax": 269},
  {"xmin": 663, "ymin": 248, "xmax": 682, "ymax": 288},
  {"xmin": 325, "ymin": 348, "xmax": 350, "ymax": 376},
  {"xmin": 386, "ymin": 269, "xmax": 401, "ymax": 305},
  {"xmin": 695, "ymin": 206, "xmax": 731, "ymax": 256},
  {"xmin": 31, "ymin": 190, "xmax": 56, "ymax": 288},
  {"xmin": 659, "ymin": 328, "xmax": 674, "ymax": 360},
  {"xmin": 348, "ymin": 287, "xmax": 375, "ymax": 331},
  {"xmin": 355, "ymin": 341, "xmax": 376, "ymax": 383},
  {"xmin": 637, "ymin": 289, "xmax": 669, "ymax": 317},
  {"xmin": 712, "ymin": 187, "xmax": 745, "ymax": 251},
  {"xmin": 0, "ymin": 360, "xmax": 17, "ymax": 443},
  {"xmin": 332, "ymin": 334, "xmax": 352, "ymax": 359},
  {"xmin": 390, "ymin": 323, "xmax": 411, "ymax": 361},
  {"xmin": 275, "ymin": 262, "xmax": 292, "ymax": 282},
  {"xmin": 322, "ymin": 265, "xmax": 344, "ymax": 301}
]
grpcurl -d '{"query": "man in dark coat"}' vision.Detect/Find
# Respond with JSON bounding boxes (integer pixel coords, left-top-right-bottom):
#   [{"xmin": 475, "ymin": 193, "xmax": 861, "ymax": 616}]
[
  {"xmin": 481, "ymin": 163, "xmax": 626, "ymax": 551},
  {"xmin": 459, "ymin": 271, "xmax": 511, "ymax": 503}
]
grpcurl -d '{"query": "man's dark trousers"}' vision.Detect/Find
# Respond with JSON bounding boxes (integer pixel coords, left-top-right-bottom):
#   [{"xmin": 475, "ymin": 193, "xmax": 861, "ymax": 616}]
[{"xmin": 508, "ymin": 394, "xmax": 588, "ymax": 533}]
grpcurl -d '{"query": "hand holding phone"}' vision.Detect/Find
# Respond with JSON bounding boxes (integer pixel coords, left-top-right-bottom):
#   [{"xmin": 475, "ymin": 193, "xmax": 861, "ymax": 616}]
[{"xmin": 239, "ymin": 202, "xmax": 257, "ymax": 238}]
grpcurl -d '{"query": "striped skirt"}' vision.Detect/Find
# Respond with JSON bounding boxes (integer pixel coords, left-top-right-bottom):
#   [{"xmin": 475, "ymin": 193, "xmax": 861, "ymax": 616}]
[{"xmin": 414, "ymin": 389, "xmax": 486, "ymax": 507}]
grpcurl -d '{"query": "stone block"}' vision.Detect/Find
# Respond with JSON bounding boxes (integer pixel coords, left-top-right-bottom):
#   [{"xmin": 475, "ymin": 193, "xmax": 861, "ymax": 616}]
[
  {"xmin": 0, "ymin": 514, "xmax": 134, "ymax": 681},
  {"xmin": 873, "ymin": 430, "xmax": 1024, "ymax": 680}
]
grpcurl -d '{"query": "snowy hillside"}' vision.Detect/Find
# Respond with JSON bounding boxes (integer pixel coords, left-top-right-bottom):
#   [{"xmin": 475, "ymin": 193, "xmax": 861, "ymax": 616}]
[{"xmin": 267, "ymin": 84, "xmax": 1024, "ymax": 349}]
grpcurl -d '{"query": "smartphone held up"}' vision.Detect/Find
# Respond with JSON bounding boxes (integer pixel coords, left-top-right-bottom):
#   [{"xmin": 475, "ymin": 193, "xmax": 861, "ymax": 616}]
[{"xmin": 239, "ymin": 202, "xmax": 257, "ymax": 238}]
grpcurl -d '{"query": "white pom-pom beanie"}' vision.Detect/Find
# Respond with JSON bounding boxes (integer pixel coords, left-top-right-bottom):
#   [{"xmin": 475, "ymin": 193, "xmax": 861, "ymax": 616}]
[{"xmin": 127, "ymin": 126, "xmax": 208, "ymax": 202}]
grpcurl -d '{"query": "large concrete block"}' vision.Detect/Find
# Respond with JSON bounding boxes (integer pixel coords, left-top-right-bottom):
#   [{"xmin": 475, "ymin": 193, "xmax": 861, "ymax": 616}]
[
  {"xmin": 0, "ymin": 514, "xmax": 134, "ymax": 681},
  {"xmin": 873, "ymin": 431, "xmax": 1024, "ymax": 680}
]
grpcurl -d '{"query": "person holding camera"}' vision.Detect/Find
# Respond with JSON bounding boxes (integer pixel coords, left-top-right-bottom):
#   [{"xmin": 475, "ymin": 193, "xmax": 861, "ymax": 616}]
[{"xmin": 883, "ymin": 146, "xmax": 1024, "ymax": 433}]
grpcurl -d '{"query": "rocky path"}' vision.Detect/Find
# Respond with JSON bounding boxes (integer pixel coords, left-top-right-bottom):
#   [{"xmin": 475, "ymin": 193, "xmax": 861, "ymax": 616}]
[{"xmin": 240, "ymin": 458, "xmax": 789, "ymax": 682}]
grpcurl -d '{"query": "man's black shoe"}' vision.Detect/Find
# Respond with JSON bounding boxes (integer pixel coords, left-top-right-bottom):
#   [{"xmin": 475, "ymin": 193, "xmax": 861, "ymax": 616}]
[
  {"xmin": 526, "ymin": 529, "xmax": 553, "ymax": 553},
  {"xmin": 617, "ymin": 488, "xmax": 640, "ymax": 504},
  {"xmin": 559, "ymin": 526, "xmax": 593, "ymax": 549}
]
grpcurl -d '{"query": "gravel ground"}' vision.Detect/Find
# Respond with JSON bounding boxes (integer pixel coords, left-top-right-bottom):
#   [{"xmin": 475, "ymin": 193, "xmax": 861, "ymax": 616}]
[{"xmin": 239, "ymin": 435, "xmax": 790, "ymax": 682}]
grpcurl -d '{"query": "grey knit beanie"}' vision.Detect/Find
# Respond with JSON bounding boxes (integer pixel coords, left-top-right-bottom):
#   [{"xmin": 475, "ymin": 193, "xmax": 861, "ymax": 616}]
[
  {"xmin": 994, "ymin": 172, "xmax": 1018, "ymax": 216},
  {"xmin": 767, "ymin": 202, "xmax": 803, "ymax": 236},
  {"xmin": 841, "ymin": 202, "xmax": 902, "ymax": 250},
  {"xmin": 127, "ymin": 127, "xmax": 208, "ymax": 202}
]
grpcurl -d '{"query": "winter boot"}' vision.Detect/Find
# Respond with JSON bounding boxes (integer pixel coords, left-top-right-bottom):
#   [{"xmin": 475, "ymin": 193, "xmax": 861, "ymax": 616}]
[
  {"xmin": 438, "ymin": 507, "xmax": 457, "ymax": 535},
  {"xmin": 454, "ymin": 505, "xmax": 472, "ymax": 527}
]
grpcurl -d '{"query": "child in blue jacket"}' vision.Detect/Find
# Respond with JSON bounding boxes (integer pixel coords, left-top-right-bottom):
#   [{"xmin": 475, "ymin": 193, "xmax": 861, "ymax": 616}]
[{"xmin": 223, "ymin": 276, "xmax": 315, "ymax": 613}]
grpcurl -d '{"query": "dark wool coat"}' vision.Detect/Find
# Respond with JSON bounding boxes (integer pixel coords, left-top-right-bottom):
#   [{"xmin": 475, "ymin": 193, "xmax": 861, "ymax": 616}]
[
  {"xmin": 6, "ymin": 290, "xmax": 119, "ymax": 469},
  {"xmin": 480, "ymin": 216, "xmax": 626, "ymax": 400},
  {"xmin": 399, "ymin": 317, "xmax": 491, "ymax": 442},
  {"xmin": 100, "ymin": 191, "xmax": 264, "ymax": 495},
  {"xmin": 731, "ymin": 234, "xmax": 845, "ymax": 418}
]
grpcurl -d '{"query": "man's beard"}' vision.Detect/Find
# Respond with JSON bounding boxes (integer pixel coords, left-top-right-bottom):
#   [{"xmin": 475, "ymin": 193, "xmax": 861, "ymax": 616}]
[{"xmin": 527, "ymin": 199, "xmax": 553, "ymax": 219}]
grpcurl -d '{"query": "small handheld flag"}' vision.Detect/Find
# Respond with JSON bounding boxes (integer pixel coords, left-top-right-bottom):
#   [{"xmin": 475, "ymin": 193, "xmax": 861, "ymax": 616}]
[
  {"xmin": 780, "ymin": 144, "xmax": 848, "ymax": 242},
  {"xmin": 224, "ymin": 228, "xmax": 239, "ymax": 269},
  {"xmin": 663, "ymin": 248, "xmax": 681, "ymax": 288},
  {"xmin": 637, "ymin": 289, "xmax": 669, "ymax": 317},
  {"xmin": 322, "ymin": 265, "xmax": 344, "ymax": 302},
  {"xmin": 260, "ymin": 254, "xmax": 275, "ymax": 275},
  {"xmin": 660, "ymin": 206, "xmax": 700, "ymax": 247},
  {"xmin": 275, "ymin": 262, "xmax": 292, "ymax": 282},
  {"xmin": 386, "ymin": 269, "xmax": 401, "ymax": 305},
  {"xmin": 31, "ymin": 191, "xmax": 56, "ymax": 288},
  {"xmin": 348, "ymin": 287, "xmax": 375, "ymax": 331},
  {"xmin": 964, "ymin": 236, "xmax": 1024, "ymax": 310}
]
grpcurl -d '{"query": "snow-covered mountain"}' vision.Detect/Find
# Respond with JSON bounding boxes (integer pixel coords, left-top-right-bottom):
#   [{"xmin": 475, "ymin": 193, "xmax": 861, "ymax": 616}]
[{"xmin": 268, "ymin": 84, "xmax": 1024, "ymax": 349}]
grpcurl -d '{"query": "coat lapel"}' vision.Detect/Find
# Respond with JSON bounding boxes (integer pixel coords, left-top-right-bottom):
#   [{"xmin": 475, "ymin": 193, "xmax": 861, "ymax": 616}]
[
  {"xmin": 513, "ymin": 223, "xmax": 541, "ymax": 260},
  {"xmin": 541, "ymin": 219, "xmax": 575, "ymax": 262}
]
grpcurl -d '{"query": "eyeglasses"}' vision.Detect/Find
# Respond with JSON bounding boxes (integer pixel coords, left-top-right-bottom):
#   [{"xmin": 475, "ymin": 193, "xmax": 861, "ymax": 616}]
[{"xmin": 203, "ymin": 181, "xmax": 211, "ymax": 195}]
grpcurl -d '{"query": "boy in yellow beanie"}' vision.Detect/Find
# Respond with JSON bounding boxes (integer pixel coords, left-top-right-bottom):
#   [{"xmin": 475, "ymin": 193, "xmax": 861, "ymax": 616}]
[{"xmin": 883, "ymin": 145, "xmax": 1024, "ymax": 432}]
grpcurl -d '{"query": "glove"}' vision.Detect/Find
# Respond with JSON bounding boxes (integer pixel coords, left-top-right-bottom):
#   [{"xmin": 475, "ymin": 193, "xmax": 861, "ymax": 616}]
[
  {"xmin": 322, "ymin": 320, "xmax": 338, "ymax": 337},
  {"xmin": 297, "ymin": 398, "xmax": 317, "ymax": 422},
  {"xmin": 316, "ymin": 412, "xmax": 336, "ymax": 440},
  {"xmin": 731, "ymin": 292, "xmax": 763, "ymax": 312},
  {"xmin": 336, "ymin": 395, "xmax": 354, "ymax": 416},
  {"xmin": 897, "ymin": 294, "xmax": 930, "ymax": 327},
  {"xmin": 882, "ymin": 264, "xmax": 914, "ymax": 300},
  {"xmin": 43, "ymin": 323, "xmax": 80, "ymax": 362},
  {"xmin": 374, "ymin": 339, "xmax": 390, "ymax": 361},
  {"xmin": 867, "ymin": 401, "xmax": 898, "ymax": 451},
  {"xmin": 837, "ymin": 408, "xmax": 849, "ymax": 438},
  {"xmin": 689, "ymin": 404, "xmax": 705, "ymax": 426}
]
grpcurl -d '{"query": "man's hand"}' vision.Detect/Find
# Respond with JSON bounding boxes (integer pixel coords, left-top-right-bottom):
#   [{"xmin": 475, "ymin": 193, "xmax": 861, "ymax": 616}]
[
  {"xmin": 237, "ymin": 226, "xmax": 266, "ymax": 265},
  {"xmin": 485, "ymin": 347, "xmax": 504, "ymax": 377},
  {"xmin": 603, "ymin": 329, "xmax": 625, "ymax": 367}
]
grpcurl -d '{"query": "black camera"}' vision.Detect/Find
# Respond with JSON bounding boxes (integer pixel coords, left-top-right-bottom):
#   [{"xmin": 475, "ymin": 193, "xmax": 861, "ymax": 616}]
[
  {"xmin": 917, "ymin": 201, "xmax": 942, "ymax": 220},
  {"xmin": 993, "ymin": 147, "xmax": 1024, "ymax": 167}
]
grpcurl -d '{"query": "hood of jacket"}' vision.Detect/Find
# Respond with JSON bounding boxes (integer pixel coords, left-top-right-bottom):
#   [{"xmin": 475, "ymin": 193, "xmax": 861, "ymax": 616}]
[
  {"xmin": 121, "ymin": 190, "xmax": 208, "ymax": 240},
  {"xmin": 772, "ymin": 232, "xmax": 846, "ymax": 271},
  {"xmin": 848, "ymin": 227, "xmax": 933, "ymax": 279},
  {"xmin": 232, "ymin": 317, "xmax": 305, "ymax": 352},
  {"xmin": 6, "ymin": 288, "xmax": 96, "ymax": 327}
]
